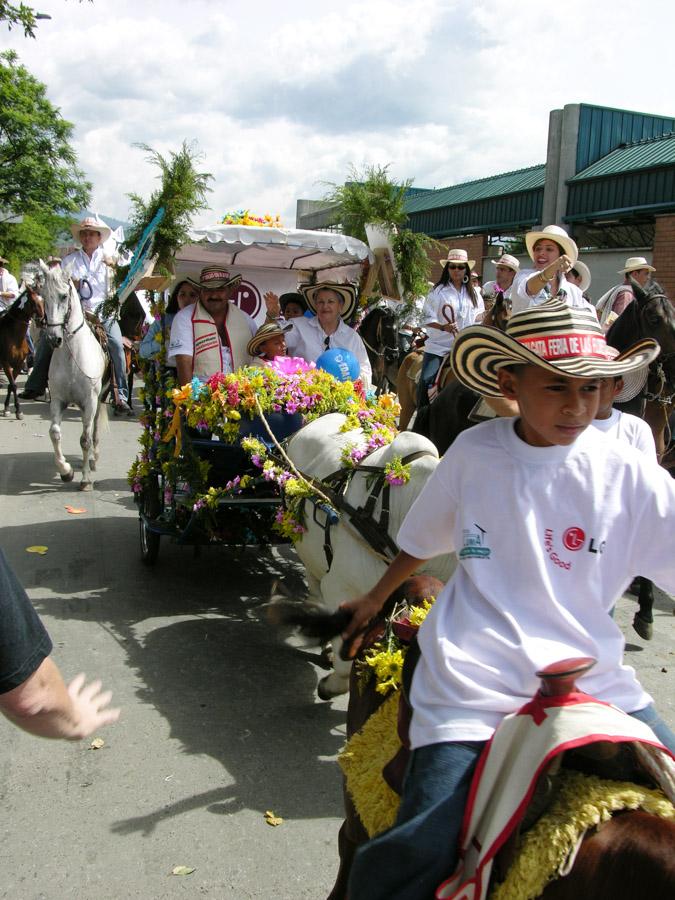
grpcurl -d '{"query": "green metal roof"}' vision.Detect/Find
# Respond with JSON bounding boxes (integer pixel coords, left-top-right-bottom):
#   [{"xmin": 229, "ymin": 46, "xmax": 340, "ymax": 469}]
[
  {"xmin": 571, "ymin": 132, "xmax": 675, "ymax": 182},
  {"xmin": 404, "ymin": 164, "xmax": 546, "ymax": 213}
]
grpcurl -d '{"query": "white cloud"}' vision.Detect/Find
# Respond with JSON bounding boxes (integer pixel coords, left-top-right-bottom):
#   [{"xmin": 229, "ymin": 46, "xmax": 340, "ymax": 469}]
[{"xmin": 4, "ymin": 0, "xmax": 675, "ymax": 233}]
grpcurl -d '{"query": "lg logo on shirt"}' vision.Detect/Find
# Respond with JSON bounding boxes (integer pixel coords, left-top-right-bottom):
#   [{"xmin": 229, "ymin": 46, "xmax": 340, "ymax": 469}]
[{"xmin": 563, "ymin": 527, "xmax": 605, "ymax": 555}]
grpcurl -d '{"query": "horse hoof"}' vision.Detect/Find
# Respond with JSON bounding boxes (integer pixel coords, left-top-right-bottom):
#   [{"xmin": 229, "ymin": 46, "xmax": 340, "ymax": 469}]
[
  {"xmin": 60, "ymin": 470, "xmax": 75, "ymax": 482},
  {"xmin": 632, "ymin": 612, "xmax": 653, "ymax": 641},
  {"xmin": 317, "ymin": 673, "xmax": 349, "ymax": 701},
  {"xmin": 16, "ymin": 412, "xmax": 24, "ymax": 420},
  {"xmin": 80, "ymin": 481, "xmax": 93, "ymax": 492},
  {"xmin": 3, "ymin": 410, "xmax": 10, "ymax": 418}
]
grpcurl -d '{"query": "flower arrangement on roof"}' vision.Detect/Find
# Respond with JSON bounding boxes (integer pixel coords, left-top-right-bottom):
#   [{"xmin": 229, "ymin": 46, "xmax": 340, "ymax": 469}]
[{"xmin": 220, "ymin": 210, "xmax": 284, "ymax": 228}]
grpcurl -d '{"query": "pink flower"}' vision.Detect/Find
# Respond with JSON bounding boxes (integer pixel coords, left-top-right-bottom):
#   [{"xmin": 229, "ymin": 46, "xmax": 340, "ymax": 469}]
[
  {"xmin": 385, "ymin": 473, "xmax": 406, "ymax": 486},
  {"xmin": 270, "ymin": 356, "xmax": 315, "ymax": 376}
]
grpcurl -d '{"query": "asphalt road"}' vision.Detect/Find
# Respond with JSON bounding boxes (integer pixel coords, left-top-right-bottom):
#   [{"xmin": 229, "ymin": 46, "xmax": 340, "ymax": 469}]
[{"xmin": 0, "ymin": 385, "xmax": 673, "ymax": 899}]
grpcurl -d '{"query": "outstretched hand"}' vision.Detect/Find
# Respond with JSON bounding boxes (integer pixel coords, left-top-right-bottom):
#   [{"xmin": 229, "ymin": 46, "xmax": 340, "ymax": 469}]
[
  {"xmin": 67, "ymin": 673, "xmax": 120, "ymax": 740},
  {"xmin": 264, "ymin": 291, "xmax": 281, "ymax": 319}
]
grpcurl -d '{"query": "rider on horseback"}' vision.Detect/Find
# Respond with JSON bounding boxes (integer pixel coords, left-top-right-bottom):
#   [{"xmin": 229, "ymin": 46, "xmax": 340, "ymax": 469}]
[
  {"xmin": 20, "ymin": 217, "xmax": 129, "ymax": 412},
  {"xmin": 341, "ymin": 300, "xmax": 675, "ymax": 900}
]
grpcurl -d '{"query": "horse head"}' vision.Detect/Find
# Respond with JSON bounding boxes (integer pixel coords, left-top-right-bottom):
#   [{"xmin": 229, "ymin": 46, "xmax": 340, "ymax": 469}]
[
  {"xmin": 39, "ymin": 259, "xmax": 81, "ymax": 349},
  {"xmin": 483, "ymin": 291, "xmax": 511, "ymax": 332}
]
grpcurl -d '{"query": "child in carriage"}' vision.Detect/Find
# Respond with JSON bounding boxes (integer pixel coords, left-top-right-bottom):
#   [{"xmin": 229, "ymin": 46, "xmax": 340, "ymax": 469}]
[{"xmin": 340, "ymin": 298, "xmax": 675, "ymax": 900}]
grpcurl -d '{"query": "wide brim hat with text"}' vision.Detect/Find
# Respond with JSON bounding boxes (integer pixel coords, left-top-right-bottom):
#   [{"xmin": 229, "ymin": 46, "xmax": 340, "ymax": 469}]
[
  {"xmin": 301, "ymin": 282, "xmax": 357, "ymax": 321},
  {"xmin": 571, "ymin": 259, "xmax": 592, "ymax": 293},
  {"xmin": 70, "ymin": 215, "xmax": 112, "ymax": 244},
  {"xmin": 438, "ymin": 248, "xmax": 475, "ymax": 270},
  {"xmin": 247, "ymin": 321, "xmax": 292, "ymax": 357},
  {"xmin": 491, "ymin": 254, "xmax": 520, "ymax": 272},
  {"xmin": 187, "ymin": 266, "xmax": 242, "ymax": 291},
  {"xmin": 619, "ymin": 256, "xmax": 656, "ymax": 274},
  {"xmin": 525, "ymin": 225, "xmax": 578, "ymax": 266},
  {"xmin": 451, "ymin": 298, "xmax": 659, "ymax": 398}
]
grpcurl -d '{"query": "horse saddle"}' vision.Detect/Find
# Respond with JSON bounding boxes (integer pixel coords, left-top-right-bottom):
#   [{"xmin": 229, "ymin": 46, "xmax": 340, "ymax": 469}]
[{"xmin": 85, "ymin": 313, "xmax": 109, "ymax": 352}]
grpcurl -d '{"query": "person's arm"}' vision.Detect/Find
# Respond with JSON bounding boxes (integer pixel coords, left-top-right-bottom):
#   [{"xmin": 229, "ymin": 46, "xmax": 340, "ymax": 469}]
[
  {"xmin": 340, "ymin": 550, "xmax": 429, "ymax": 656},
  {"xmin": 264, "ymin": 291, "xmax": 281, "ymax": 321},
  {"xmin": 139, "ymin": 320, "xmax": 161, "ymax": 359},
  {"xmin": 175, "ymin": 355, "xmax": 193, "ymax": 386},
  {"xmin": 526, "ymin": 255, "xmax": 573, "ymax": 297},
  {"xmin": 0, "ymin": 658, "xmax": 119, "ymax": 740}
]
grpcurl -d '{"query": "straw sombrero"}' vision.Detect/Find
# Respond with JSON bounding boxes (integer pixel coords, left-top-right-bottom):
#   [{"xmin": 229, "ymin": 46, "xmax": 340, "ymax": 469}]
[
  {"xmin": 525, "ymin": 225, "xmax": 578, "ymax": 266},
  {"xmin": 70, "ymin": 216, "xmax": 112, "ymax": 244},
  {"xmin": 570, "ymin": 259, "xmax": 591, "ymax": 293},
  {"xmin": 187, "ymin": 266, "xmax": 242, "ymax": 291},
  {"xmin": 247, "ymin": 321, "xmax": 292, "ymax": 357},
  {"xmin": 619, "ymin": 256, "xmax": 656, "ymax": 274},
  {"xmin": 451, "ymin": 299, "xmax": 659, "ymax": 398},
  {"xmin": 301, "ymin": 282, "xmax": 357, "ymax": 321},
  {"xmin": 491, "ymin": 254, "xmax": 520, "ymax": 272},
  {"xmin": 438, "ymin": 248, "xmax": 475, "ymax": 270}
]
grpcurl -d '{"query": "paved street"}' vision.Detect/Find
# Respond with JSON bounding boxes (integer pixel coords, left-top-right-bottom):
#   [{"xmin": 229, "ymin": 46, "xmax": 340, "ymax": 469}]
[{"xmin": 0, "ymin": 385, "xmax": 673, "ymax": 899}]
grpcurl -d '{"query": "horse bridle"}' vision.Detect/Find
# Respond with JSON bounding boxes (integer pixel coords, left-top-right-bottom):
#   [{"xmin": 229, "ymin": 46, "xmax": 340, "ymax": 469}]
[
  {"xmin": 360, "ymin": 308, "xmax": 398, "ymax": 360},
  {"xmin": 44, "ymin": 280, "xmax": 85, "ymax": 337},
  {"xmin": 636, "ymin": 293, "xmax": 675, "ymax": 405}
]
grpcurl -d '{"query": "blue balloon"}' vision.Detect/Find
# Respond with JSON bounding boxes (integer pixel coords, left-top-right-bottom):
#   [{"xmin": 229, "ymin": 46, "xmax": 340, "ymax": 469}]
[{"xmin": 316, "ymin": 348, "xmax": 360, "ymax": 382}]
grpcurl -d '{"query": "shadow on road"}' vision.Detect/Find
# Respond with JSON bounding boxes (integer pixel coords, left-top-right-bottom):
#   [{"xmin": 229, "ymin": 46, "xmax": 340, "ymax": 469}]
[{"xmin": 2, "ymin": 516, "xmax": 345, "ymax": 835}]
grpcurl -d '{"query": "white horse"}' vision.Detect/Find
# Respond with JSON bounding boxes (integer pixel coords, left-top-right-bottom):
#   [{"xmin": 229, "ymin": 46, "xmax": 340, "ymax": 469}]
[
  {"xmin": 38, "ymin": 260, "xmax": 107, "ymax": 490},
  {"xmin": 284, "ymin": 413, "xmax": 457, "ymax": 698}
]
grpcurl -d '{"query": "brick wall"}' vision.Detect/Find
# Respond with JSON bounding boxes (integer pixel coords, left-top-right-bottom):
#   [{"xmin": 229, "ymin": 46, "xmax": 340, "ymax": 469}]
[
  {"xmin": 651, "ymin": 215, "xmax": 675, "ymax": 300},
  {"xmin": 428, "ymin": 235, "xmax": 489, "ymax": 284}
]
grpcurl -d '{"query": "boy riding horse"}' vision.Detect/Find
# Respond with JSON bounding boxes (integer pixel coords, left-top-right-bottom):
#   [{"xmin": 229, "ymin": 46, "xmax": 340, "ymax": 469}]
[{"xmin": 340, "ymin": 299, "xmax": 675, "ymax": 900}]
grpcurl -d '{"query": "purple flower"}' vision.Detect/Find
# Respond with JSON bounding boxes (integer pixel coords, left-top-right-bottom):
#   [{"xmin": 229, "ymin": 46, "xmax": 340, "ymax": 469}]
[{"xmin": 251, "ymin": 454, "xmax": 263, "ymax": 468}]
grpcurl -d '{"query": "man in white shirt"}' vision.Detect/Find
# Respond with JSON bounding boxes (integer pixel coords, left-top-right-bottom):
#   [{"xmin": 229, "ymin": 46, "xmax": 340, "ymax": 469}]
[
  {"xmin": 481, "ymin": 253, "xmax": 519, "ymax": 301},
  {"xmin": 167, "ymin": 266, "xmax": 256, "ymax": 383},
  {"xmin": 0, "ymin": 255, "xmax": 19, "ymax": 312},
  {"xmin": 21, "ymin": 217, "xmax": 129, "ymax": 410}
]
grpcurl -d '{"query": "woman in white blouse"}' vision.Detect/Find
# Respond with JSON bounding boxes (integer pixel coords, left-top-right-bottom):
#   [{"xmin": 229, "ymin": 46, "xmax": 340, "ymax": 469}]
[
  {"xmin": 510, "ymin": 225, "xmax": 596, "ymax": 316},
  {"xmin": 417, "ymin": 248, "xmax": 483, "ymax": 408}
]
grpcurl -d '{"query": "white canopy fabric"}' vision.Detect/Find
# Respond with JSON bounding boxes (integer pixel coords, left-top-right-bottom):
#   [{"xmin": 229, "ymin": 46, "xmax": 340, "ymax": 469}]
[{"xmin": 176, "ymin": 225, "xmax": 373, "ymax": 281}]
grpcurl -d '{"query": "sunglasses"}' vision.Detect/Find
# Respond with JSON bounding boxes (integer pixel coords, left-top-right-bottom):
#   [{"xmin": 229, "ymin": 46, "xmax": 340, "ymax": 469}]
[{"xmin": 447, "ymin": 264, "xmax": 466, "ymax": 270}]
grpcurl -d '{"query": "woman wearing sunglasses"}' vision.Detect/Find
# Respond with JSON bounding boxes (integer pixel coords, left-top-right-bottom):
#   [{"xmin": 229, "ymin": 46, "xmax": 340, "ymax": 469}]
[{"xmin": 417, "ymin": 248, "xmax": 483, "ymax": 410}]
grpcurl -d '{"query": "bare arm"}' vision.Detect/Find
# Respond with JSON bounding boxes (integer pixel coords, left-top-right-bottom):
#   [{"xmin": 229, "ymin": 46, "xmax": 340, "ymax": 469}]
[
  {"xmin": 0, "ymin": 658, "xmax": 119, "ymax": 740},
  {"xmin": 339, "ymin": 550, "xmax": 429, "ymax": 657},
  {"xmin": 175, "ymin": 355, "xmax": 193, "ymax": 386},
  {"xmin": 526, "ymin": 255, "xmax": 573, "ymax": 297}
]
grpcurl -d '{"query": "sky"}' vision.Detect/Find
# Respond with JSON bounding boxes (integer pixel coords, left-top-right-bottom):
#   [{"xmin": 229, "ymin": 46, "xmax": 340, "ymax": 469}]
[{"xmin": 4, "ymin": 0, "xmax": 675, "ymax": 231}]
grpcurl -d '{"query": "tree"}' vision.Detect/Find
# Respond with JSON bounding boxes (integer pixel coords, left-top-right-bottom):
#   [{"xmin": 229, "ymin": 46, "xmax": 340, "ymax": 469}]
[
  {"xmin": 0, "ymin": 50, "xmax": 90, "ymax": 228},
  {"xmin": 324, "ymin": 164, "xmax": 440, "ymax": 306},
  {"xmin": 0, "ymin": 210, "xmax": 71, "ymax": 273},
  {"xmin": 1, "ymin": 2, "xmax": 91, "ymax": 39}
]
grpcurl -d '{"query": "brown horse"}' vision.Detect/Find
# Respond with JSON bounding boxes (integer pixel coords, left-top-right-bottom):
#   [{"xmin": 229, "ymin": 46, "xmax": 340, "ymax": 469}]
[
  {"xmin": 329, "ymin": 630, "xmax": 675, "ymax": 900},
  {"xmin": 0, "ymin": 285, "xmax": 44, "ymax": 419},
  {"xmin": 397, "ymin": 294, "xmax": 511, "ymax": 432}
]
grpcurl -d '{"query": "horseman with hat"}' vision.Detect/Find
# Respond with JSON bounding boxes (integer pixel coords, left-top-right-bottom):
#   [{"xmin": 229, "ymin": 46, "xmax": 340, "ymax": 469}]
[
  {"xmin": 21, "ymin": 216, "xmax": 130, "ymax": 411},
  {"xmin": 167, "ymin": 266, "xmax": 256, "ymax": 384},
  {"xmin": 595, "ymin": 256, "xmax": 656, "ymax": 332}
]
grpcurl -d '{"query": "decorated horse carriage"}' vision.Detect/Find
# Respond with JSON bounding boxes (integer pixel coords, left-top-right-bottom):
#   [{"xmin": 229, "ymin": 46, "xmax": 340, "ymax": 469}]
[{"xmin": 129, "ymin": 222, "xmax": 407, "ymax": 563}]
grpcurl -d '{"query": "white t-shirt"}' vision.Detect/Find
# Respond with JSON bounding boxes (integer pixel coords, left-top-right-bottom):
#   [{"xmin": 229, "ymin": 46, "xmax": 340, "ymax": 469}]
[
  {"xmin": 421, "ymin": 284, "xmax": 485, "ymax": 357},
  {"xmin": 61, "ymin": 248, "xmax": 110, "ymax": 315},
  {"xmin": 0, "ymin": 268, "xmax": 19, "ymax": 311},
  {"xmin": 592, "ymin": 409, "xmax": 657, "ymax": 459},
  {"xmin": 284, "ymin": 315, "xmax": 372, "ymax": 389},
  {"xmin": 511, "ymin": 269, "xmax": 596, "ymax": 316},
  {"xmin": 167, "ymin": 303, "xmax": 256, "ymax": 373},
  {"xmin": 396, "ymin": 417, "xmax": 675, "ymax": 748}
]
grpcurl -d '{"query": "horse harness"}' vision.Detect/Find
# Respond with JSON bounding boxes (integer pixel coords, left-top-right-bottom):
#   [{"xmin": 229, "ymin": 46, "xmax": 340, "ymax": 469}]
[
  {"xmin": 359, "ymin": 308, "xmax": 398, "ymax": 361},
  {"xmin": 291, "ymin": 449, "xmax": 435, "ymax": 569}
]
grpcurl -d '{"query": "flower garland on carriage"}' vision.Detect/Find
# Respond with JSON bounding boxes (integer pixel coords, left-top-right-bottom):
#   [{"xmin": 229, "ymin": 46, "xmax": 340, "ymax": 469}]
[{"xmin": 129, "ymin": 352, "xmax": 408, "ymax": 545}]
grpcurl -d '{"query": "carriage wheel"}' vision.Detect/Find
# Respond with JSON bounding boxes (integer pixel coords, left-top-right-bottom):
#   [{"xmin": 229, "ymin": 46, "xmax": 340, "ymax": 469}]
[{"xmin": 139, "ymin": 475, "xmax": 161, "ymax": 565}]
